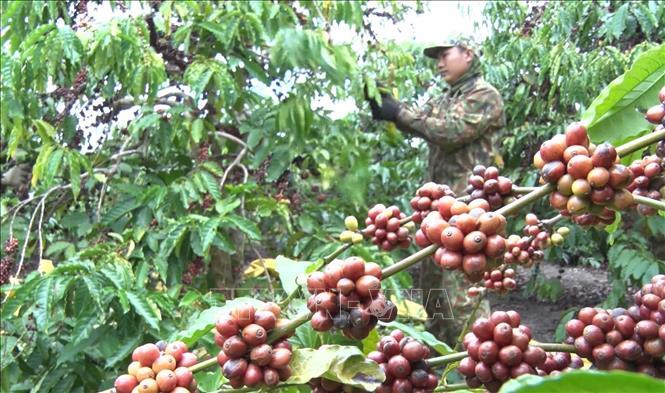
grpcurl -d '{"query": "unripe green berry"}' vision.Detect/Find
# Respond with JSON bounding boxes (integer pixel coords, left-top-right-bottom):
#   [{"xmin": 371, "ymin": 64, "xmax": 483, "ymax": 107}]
[
  {"xmin": 339, "ymin": 230, "xmax": 354, "ymax": 243},
  {"xmin": 556, "ymin": 226, "xmax": 570, "ymax": 237},
  {"xmin": 344, "ymin": 216, "xmax": 359, "ymax": 231}
]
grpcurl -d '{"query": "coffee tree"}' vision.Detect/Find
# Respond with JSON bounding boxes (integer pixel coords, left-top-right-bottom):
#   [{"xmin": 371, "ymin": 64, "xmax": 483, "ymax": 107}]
[{"xmin": 1, "ymin": 1, "xmax": 665, "ymax": 393}]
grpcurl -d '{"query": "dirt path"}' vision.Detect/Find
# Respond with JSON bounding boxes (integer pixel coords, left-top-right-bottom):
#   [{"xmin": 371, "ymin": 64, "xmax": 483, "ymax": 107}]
[{"xmin": 489, "ymin": 263, "xmax": 611, "ymax": 342}]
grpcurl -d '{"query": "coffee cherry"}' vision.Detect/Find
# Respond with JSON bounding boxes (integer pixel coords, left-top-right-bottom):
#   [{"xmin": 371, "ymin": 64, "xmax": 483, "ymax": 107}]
[
  {"xmin": 254, "ymin": 310, "xmax": 277, "ymax": 331},
  {"xmin": 493, "ymin": 323, "xmax": 513, "ymax": 347},
  {"xmin": 542, "ymin": 161, "xmax": 566, "ymax": 183},
  {"xmin": 156, "ymin": 369, "xmax": 178, "ymax": 392},
  {"xmin": 478, "ymin": 341, "xmax": 499, "ymax": 364},
  {"xmin": 567, "ymin": 155, "xmax": 593, "ymax": 179},
  {"xmin": 173, "ymin": 367, "xmax": 193, "ymax": 388},
  {"xmin": 463, "ymin": 231, "xmax": 487, "ymax": 254},
  {"xmin": 152, "ymin": 354, "xmax": 176, "ymax": 373},
  {"xmin": 646, "ymin": 104, "xmax": 665, "ymax": 124},
  {"xmin": 523, "ymin": 347, "xmax": 546, "ymax": 368},
  {"xmin": 498, "ymin": 345, "xmax": 522, "ymax": 367},
  {"xmin": 223, "ymin": 335, "xmax": 248, "ymax": 359},
  {"xmin": 355, "ymin": 275, "xmax": 381, "ymax": 298},
  {"xmin": 231, "ymin": 304, "xmax": 256, "ymax": 328},
  {"xmin": 223, "ymin": 358, "xmax": 248, "ymax": 379},
  {"xmin": 388, "ymin": 355, "xmax": 412, "ymax": 378},
  {"xmin": 114, "ymin": 374, "xmax": 139, "ymax": 393},
  {"xmin": 137, "ymin": 378, "xmax": 159, "ymax": 393},
  {"xmin": 401, "ymin": 341, "xmax": 426, "ymax": 362},
  {"xmin": 311, "ymin": 310, "xmax": 334, "ymax": 331},
  {"xmin": 267, "ymin": 347, "xmax": 291, "ymax": 369},
  {"xmin": 307, "ymin": 272, "xmax": 328, "ymax": 294},
  {"xmin": 136, "ymin": 344, "xmax": 161, "ymax": 368},
  {"xmin": 242, "ymin": 324, "xmax": 267, "ymax": 346},
  {"xmin": 565, "ymin": 122, "xmax": 589, "ymax": 147}
]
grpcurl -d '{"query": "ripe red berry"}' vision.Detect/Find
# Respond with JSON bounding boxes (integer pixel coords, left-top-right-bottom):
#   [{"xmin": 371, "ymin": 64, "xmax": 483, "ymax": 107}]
[
  {"xmin": 387, "ymin": 355, "xmax": 411, "ymax": 378},
  {"xmin": 114, "ymin": 374, "xmax": 138, "ymax": 393}
]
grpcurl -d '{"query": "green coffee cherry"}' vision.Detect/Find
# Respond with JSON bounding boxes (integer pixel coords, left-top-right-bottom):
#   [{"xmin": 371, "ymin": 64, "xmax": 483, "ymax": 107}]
[
  {"xmin": 344, "ymin": 216, "xmax": 358, "ymax": 232},
  {"xmin": 556, "ymin": 226, "xmax": 570, "ymax": 237},
  {"xmin": 340, "ymin": 230, "xmax": 354, "ymax": 243},
  {"xmin": 551, "ymin": 233, "xmax": 564, "ymax": 246}
]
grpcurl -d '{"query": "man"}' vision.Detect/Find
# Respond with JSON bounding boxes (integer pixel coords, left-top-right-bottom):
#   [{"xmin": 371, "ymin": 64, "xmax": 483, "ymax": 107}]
[{"xmin": 366, "ymin": 36, "xmax": 506, "ymax": 346}]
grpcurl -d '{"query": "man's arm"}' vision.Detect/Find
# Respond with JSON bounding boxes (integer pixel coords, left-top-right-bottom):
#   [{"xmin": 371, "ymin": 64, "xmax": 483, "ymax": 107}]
[{"xmin": 394, "ymin": 88, "xmax": 504, "ymax": 151}]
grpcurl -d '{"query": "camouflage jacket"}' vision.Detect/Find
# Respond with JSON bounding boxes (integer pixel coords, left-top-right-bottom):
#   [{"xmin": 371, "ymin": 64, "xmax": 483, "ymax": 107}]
[{"xmin": 394, "ymin": 71, "xmax": 506, "ymax": 194}]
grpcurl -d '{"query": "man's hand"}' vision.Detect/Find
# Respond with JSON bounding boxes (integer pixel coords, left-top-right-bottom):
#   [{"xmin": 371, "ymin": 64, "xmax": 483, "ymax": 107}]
[
  {"xmin": 364, "ymin": 85, "xmax": 402, "ymax": 122},
  {"xmin": 1, "ymin": 163, "xmax": 31, "ymax": 190}
]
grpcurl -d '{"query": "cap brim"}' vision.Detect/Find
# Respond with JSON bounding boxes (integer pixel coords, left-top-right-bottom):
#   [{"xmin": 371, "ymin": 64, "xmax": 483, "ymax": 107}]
[{"xmin": 423, "ymin": 45, "xmax": 455, "ymax": 59}]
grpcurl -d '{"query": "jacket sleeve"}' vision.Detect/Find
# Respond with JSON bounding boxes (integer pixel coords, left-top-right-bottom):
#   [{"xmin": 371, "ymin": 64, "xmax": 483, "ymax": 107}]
[{"xmin": 394, "ymin": 88, "xmax": 503, "ymax": 151}]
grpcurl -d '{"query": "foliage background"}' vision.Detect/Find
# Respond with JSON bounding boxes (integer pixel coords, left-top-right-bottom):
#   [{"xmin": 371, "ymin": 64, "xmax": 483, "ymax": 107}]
[{"xmin": 0, "ymin": 1, "xmax": 663, "ymax": 392}]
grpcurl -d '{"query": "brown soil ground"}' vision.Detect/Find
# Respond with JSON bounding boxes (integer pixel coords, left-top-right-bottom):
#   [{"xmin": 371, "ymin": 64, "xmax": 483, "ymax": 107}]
[{"xmin": 489, "ymin": 263, "xmax": 611, "ymax": 342}]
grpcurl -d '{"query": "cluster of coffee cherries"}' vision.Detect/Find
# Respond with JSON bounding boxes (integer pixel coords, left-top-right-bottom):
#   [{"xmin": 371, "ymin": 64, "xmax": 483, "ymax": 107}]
[
  {"xmin": 468, "ymin": 267, "xmax": 517, "ymax": 297},
  {"xmin": 363, "ymin": 204, "xmax": 413, "ymax": 251},
  {"xmin": 536, "ymin": 352, "xmax": 584, "ymax": 376},
  {"xmin": 459, "ymin": 310, "xmax": 546, "ymax": 392},
  {"xmin": 1, "ymin": 237, "xmax": 18, "ymax": 285},
  {"xmin": 114, "ymin": 341, "xmax": 198, "ymax": 393},
  {"xmin": 502, "ymin": 214, "xmax": 569, "ymax": 267},
  {"xmin": 339, "ymin": 216, "xmax": 364, "ymax": 245},
  {"xmin": 644, "ymin": 86, "xmax": 665, "ymax": 125},
  {"xmin": 181, "ymin": 257, "xmax": 204, "ymax": 285},
  {"xmin": 308, "ymin": 378, "xmax": 366, "ymax": 393},
  {"xmin": 564, "ymin": 274, "xmax": 665, "ymax": 376},
  {"xmin": 627, "ymin": 155, "xmax": 664, "ymax": 216},
  {"xmin": 409, "ymin": 182, "xmax": 456, "ymax": 223},
  {"xmin": 415, "ymin": 198, "xmax": 508, "ymax": 282},
  {"xmin": 368, "ymin": 330, "xmax": 438, "ymax": 393},
  {"xmin": 306, "ymin": 257, "xmax": 396, "ymax": 339},
  {"xmin": 215, "ymin": 302, "xmax": 293, "ymax": 388},
  {"xmin": 536, "ymin": 122, "xmax": 635, "ymax": 226},
  {"xmin": 465, "ymin": 165, "xmax": 515, "ymax": 210}
]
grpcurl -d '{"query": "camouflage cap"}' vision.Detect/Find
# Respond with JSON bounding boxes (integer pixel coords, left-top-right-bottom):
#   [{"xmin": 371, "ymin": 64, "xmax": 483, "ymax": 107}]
[{"xmin": 423, "ymin": 34, "xmax": 478, "ymax": 59}]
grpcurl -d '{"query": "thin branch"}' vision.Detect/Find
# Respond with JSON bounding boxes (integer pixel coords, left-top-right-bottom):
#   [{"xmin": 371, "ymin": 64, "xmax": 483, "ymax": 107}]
[
  {"xmin": 2, "ymin": 201, "xmax": 41, "ymax": 304},
  {"xmin": 219, "ymin": 148, "xmax": 247, "ymax": 191},
  {"xmin": 453, "ymin": 292, "xmax": 485, "ymax": 351},
  {"xmin": 251, "ymin": 245, "xmax": 275, "ymax": 296},
  {"xmin": 216, "ymin": 131, "xmax": 248, "ymax": 150}
]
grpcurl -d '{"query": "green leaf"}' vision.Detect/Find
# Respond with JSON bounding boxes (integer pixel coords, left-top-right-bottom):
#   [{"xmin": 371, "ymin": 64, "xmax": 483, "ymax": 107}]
[
  {"xmin": 274, "ymin": 255, "xmax": 313, "ymax": 296},
  {"xmin": 222, "ymin": 214, "xmax": 261, "ymax": 240},
  {"xmin": 602, "ymin": 4, "xmax": 629, "ymax": 40},
  {"xmin": 105, "ymin": 334, "xmax": 143, "ymax": 368},
  {"xmin": 199, "ymin": 170, "xmax": 222, "ymax": 200},
  {"xmin": 199, "ymin": 217, "xmax": 220, "ymax": 253},
  {"xmin": 287, "ymin": 345, "xmax": 384, "ymax": 391},
  {"xmin": 191, "ymin": 118, "xmax": 204, "ymax": 143},
  {"xmin": 201, "ymin": 161, "xmax": 224, "ymax": 177},
  {"xmin": 34, "ymin": 277, "xmax": 55, "ymax": 330},
  {"xmin": 498, "ymin": 370, "xmax": 665, "ymax": 393},
  {"xmin": 125, "ymin": 290, "xmax": 162, "ymax": 331},
  {"xmin": 68, "ymin": 151, "xmax": 81, "ymax": 200},
  {"xmin": 0, "ymin": 336, "xmax": 18, "ymax": 369},
  {"xmin": 194, "ymin": 368, "xmax": 224, "ymax": 393},
  {"xmin": 33, "ymin": 119, "xmax": 55, "ymax": 142},
  {"xmin": 45, "ymin": 241, "xmax": 73, "ymax": 256},
  {"xmin": 101, "ymin": 198, "xmax": 140, "ymax": 226},
  {"xmin": 582, "ymin": 43, "xmax": 665, "ymax": 144},
  {"xmin": 32, "ymin": 143, "xmax": 55, "ymax": 187},
  {"xmin": 380, "ymin": 320, "xmax": 452, "ymax": 355},
  {"xmin": 44, "ymin": 147, "xmax": 64, "ymax": 188}
]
